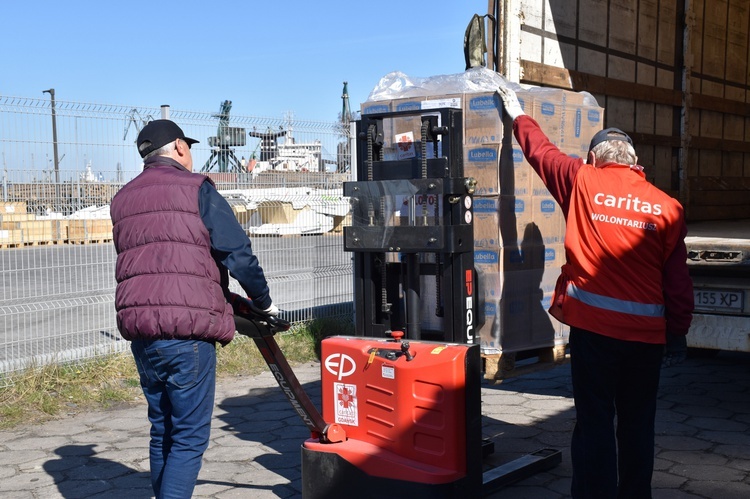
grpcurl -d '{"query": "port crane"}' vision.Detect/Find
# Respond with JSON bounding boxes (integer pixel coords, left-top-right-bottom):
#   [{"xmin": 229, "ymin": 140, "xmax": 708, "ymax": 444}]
[
  {"xmin": 201, "ymin": 100, "xmax": 247, "ymax": 173},
  {"xmin": 123, "ymin": 109, "xmax": 154, "ymax": 142}
]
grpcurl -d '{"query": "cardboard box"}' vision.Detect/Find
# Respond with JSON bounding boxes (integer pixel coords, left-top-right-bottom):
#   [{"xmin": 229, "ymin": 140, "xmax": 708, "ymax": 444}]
[
  {"xmin": 530, "ymin": 196, "xmax": 565, "ymax": 246},
  {"xmin": 360, "ymin": 101, "xmax": 391, "ymax": 115},
  {"xmin": 506, "ymin": 145, "xmax": 532, "ymax": 197},
  {"xmin": 518, "ymin": 243, "xmax": 565, "ymax": 270},
  {"xmin": 0, "ymin": 213, "xmax": 36, "ymax": 223},
  {"xmin": 66, "ymin": 219, "xmax": 113, "ymax": 242},
  {"xmin": 0, "ymin": 229, "xmax": 24, "ymax": 245},
  {"xmin": 530, "ymin": 90, "xmax": 601, "ymax": 148},
  {"xmin": 388, "ymin": 95, "xmax": 461, "ymax": 160},
  {"xmin": 1, "ymin": 220, "xmax": 63, "ymax": 243},
  {"xmin": 464, "ymin": 143, "xmax": 533, "ymax": 197},
  {"xmin": 465, "ymin": 144, "xmax": 501, "ymax": 196},
  {"xmin": 559, "ymin": 105, "xmax": 604, "ymax": 154},
  {"xmin": 474, "ymin": 247, "xmax": 531, "ymax": 274},
  {"xmin": 531, "ymin": 174, "xmax": 553, "ymax": 197},
  {"xmin": 1, "ymin": 202, "xmax": 27, "ymax": 214},
  {"xmin": 463, "ymin": 92, "xmax": 504, "ymax": 145},
  {"xmin": 496, "ymin": 195, "xmax": 533, "ymax": 248},
  {"xmin": 391, "ymin": 95, "xmax": 462, "ymax": 113},
  {"xmin": 473, "ymin": 197, "xmax": 500, "ymax": 247},
  {"xmin": 531, "ymin": 99, "xmax": 563, "ymax": 146},
  {"xmin": 478, "ymin": 268, "xmax": 563, "ymax": 353}
]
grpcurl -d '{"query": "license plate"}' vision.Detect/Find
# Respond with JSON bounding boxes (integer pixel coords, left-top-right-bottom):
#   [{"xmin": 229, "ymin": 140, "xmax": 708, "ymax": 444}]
[{"xmin": 693, "ymin": 289, "xmax": 744, "ymax": 313}]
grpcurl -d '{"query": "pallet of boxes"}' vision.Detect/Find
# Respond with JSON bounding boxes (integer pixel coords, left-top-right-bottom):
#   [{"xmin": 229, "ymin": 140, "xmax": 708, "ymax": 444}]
[
  {"xmin": 1, "ymin": 201, "xmax": 113, "ymax": 247},
  {"xmin": 362, "ymin": 69, "xmax": 603, "ymax": 380},
  {"xmin": 0, "ymin": 202, "xmax": 66, "ymax": 247},
  {"xmin": 66, "ymin": 218, "xmax": 113, "ymax": 244}
]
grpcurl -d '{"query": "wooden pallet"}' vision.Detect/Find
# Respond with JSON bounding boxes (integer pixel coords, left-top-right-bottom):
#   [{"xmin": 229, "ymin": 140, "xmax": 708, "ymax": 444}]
[
  {"xmin": 66, "ymin": 238, "xmax": 113, "ymax": 245},
  {"xmin": 0, "ymin": 237, "xmax": 111, "ymax": 248},
  {"xmin": 18, "ymin": 240, "xmax": 63, "ymax": 247},
  {"xmin": 482, "ymin": 344, "xmax": 569, "ymax": 381}
]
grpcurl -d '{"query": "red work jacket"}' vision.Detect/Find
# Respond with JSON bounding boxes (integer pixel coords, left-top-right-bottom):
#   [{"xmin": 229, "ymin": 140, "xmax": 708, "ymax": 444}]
[{"xmin": 513, "ymin": 115, "xmax": 693, "ymax": 343}]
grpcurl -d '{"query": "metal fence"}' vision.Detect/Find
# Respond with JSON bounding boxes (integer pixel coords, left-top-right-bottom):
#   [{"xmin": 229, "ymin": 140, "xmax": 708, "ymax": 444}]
[{"xmin": 0, "ymin": 95, "xmax": 354, "ymax": 375}]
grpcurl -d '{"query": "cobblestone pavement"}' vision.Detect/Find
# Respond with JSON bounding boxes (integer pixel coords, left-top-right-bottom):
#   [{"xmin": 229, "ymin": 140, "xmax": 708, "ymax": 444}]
[{"xmin": 0, "ymin": 351, "xmax": 748, "ymax": 498}]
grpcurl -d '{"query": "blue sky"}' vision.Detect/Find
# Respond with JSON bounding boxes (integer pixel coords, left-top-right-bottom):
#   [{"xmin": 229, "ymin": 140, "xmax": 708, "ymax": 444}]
[{"xmin": 1, "ymin": 1, "xmax": 487, "ymax": 122}]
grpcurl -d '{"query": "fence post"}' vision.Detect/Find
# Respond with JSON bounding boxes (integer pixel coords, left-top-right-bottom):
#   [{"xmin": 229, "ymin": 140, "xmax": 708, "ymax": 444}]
[{"xmin": 42, "ymin": 88, "xmax": 61, "ymax": 209}]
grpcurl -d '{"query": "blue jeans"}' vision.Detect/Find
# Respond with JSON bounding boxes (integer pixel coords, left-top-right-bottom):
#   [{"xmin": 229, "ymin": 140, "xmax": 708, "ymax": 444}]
[
  {"xmin": 131, "ymin": 339, "xmax": 217, "ymax": 499},
  {"xmin": 569, "ymin": 327, "xmax": 663, "ymax": 499}
]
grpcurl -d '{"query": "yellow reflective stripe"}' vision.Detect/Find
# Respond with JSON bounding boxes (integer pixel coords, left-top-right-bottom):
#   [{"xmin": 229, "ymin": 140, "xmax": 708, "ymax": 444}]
[{"xmin": 567, "ymin": 283, "xmax": 665, "ymax": 318}]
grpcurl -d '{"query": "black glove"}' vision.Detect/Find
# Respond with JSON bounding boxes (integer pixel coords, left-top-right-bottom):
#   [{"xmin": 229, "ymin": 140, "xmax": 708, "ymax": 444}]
[{"xmin": 663, "ymin": 333, "xmax": 687, "ymax": 367}]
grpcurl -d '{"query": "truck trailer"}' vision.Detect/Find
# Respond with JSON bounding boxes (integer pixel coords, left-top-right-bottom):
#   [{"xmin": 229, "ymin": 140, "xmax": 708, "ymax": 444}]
[{"xmin": 484, "ymin": 0, "xmax": 750, "ymax": 352}]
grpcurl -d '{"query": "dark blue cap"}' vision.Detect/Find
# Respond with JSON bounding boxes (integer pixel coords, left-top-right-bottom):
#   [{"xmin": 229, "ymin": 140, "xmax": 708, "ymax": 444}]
[{"xmin": 589, "ymin": 127, "xmax": 633, "ymax": 152}]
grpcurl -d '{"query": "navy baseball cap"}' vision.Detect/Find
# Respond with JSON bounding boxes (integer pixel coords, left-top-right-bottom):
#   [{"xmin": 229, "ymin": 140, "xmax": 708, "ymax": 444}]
[
  {"xmin": 589, "ymin": 127, "xmax": 633, "ymax": 152},
  {"xmin": 137, "ymin": 119, "xmax": 199, "ymax": 158}
]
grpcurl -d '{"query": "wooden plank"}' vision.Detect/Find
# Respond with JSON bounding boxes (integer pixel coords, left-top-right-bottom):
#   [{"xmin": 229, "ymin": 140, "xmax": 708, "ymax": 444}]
[
  {"xmin": 691, "ymin": 94, "xmax": 750, "ymax": 117},
  {"xmin": 637, "ymin": 0, "xmax": 659, "ymax": 62},
  {"xmin": 689, "ymin": 189, "xmax": 750, "ymax": 205},
  {"xmin": 686, "ymin": 175, "xmax": 750, "ymax": 221},
  {"xmin": 609, "ymin": 0, "xmax": 638, "ymax": 54},
  {"xmin": 520, "ymin": 60, "xmax": 682, "ymax": 106},
  {"xmin": 701, "ymin": 0, "xmax": 729, "ymax": 79},
  {"xmin": 689, "ymin": 136, "xmax": 750, "ymax": 154},
  {"xmin": 656, "ymin": 0, "xmax": 679, "ymax": 65},
  {"xmin": 687, "ymin": 205, "xmax": 750, "ymax": 221},
  {"xmin": 688, "ymin": 176, "xmax": 750, "ymax": 191},
  {"xmin": 629, "ymin": 132, "xmax": 680, "ymax": 148},
  {"xmin": 522, "ymin": 61, "xmax": 750, "ymax": 118},
  {"xmin": 726, "ymin": 0, "xmax": 750, "ymax": 84}
]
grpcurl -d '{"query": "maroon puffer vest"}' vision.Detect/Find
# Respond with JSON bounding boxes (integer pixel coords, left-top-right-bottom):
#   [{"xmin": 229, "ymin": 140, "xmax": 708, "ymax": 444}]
[{"xmin": 110, "ymin": 160, "xmax": 235, "ymax": 345}]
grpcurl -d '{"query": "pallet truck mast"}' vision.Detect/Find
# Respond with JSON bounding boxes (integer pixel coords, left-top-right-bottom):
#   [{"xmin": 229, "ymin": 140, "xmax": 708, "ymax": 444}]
[{"xmin": 235, "ymin": 107, "xmax": 560, "ymax": 498}]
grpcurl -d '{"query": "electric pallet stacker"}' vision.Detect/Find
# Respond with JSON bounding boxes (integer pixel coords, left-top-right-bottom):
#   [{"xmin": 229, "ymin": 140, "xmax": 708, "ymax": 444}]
[{"xmin": 234, "ymin": 107, "xmax": 560, "ymax": 498}]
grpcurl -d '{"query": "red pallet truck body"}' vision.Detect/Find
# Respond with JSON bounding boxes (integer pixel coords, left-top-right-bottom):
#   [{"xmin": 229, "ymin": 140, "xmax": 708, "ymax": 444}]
[{"xmin": 303, "ymin": 333, "xmax": 483, "ymax": 497}]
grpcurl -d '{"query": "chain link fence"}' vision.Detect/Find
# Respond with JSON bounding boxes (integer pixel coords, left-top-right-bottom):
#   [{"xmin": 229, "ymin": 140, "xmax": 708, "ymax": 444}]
[{"xmin": 0, "ymin": 95, "xmax": 354, "ymax": 374}]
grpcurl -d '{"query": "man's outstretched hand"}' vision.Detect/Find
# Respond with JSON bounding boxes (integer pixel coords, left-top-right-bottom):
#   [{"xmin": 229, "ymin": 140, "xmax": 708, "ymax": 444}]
[{"xmin": 497, "ymin": 86, "xmax": 525, "ymax": 121}]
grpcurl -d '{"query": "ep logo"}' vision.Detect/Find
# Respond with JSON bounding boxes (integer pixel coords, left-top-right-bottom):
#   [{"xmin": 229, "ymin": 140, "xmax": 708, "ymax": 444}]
[{"xmin": 324, "ymin": 353, "xmax": 357, "ymax": 380}]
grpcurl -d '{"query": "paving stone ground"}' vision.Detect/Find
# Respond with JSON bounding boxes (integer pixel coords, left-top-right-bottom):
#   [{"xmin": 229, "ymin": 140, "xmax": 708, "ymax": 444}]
[{"xmin": 0, "ymin": 351, "xmax": 748, "ymax": 498}]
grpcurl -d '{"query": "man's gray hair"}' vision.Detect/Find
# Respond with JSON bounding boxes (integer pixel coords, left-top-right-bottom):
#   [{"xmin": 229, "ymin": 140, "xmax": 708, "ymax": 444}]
[
  {"xmin": 590, "ymin": 139, "xmax": 637, "ymax": 166},
  {"xmin": 143, "ymin": 140, "xmax": 176, "ymax": 160}
]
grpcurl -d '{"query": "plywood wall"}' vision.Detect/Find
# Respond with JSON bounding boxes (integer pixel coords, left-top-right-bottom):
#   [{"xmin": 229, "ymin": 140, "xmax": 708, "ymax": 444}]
[{"xmin": 489, "ymin": 0, "xmax": 750, "ymax": 221}]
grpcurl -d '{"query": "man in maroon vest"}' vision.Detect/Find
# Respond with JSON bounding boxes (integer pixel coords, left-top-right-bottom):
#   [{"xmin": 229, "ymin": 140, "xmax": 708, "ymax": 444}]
[{"xmin": 111, "ymin": 119, "xmax": 277, "ymax": 499}]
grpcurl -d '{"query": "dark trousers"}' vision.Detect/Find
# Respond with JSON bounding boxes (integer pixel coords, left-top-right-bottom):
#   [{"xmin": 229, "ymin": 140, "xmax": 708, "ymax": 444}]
[{"xmin": 569, "ymin": 327, "xmax": 664, "ymax": 499}]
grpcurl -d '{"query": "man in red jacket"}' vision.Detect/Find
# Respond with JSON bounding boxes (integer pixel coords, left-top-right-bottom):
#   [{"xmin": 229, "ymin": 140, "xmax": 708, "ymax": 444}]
[{"xmin": 498, "ymin": 86, "xmax": 693, "ymax": 499}]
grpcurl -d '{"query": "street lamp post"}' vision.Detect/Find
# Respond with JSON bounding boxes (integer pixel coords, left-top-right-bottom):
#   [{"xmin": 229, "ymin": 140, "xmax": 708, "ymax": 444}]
[{"xmin": 43, "ymin": 88, "xmax": 60, "ymax": 210}]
